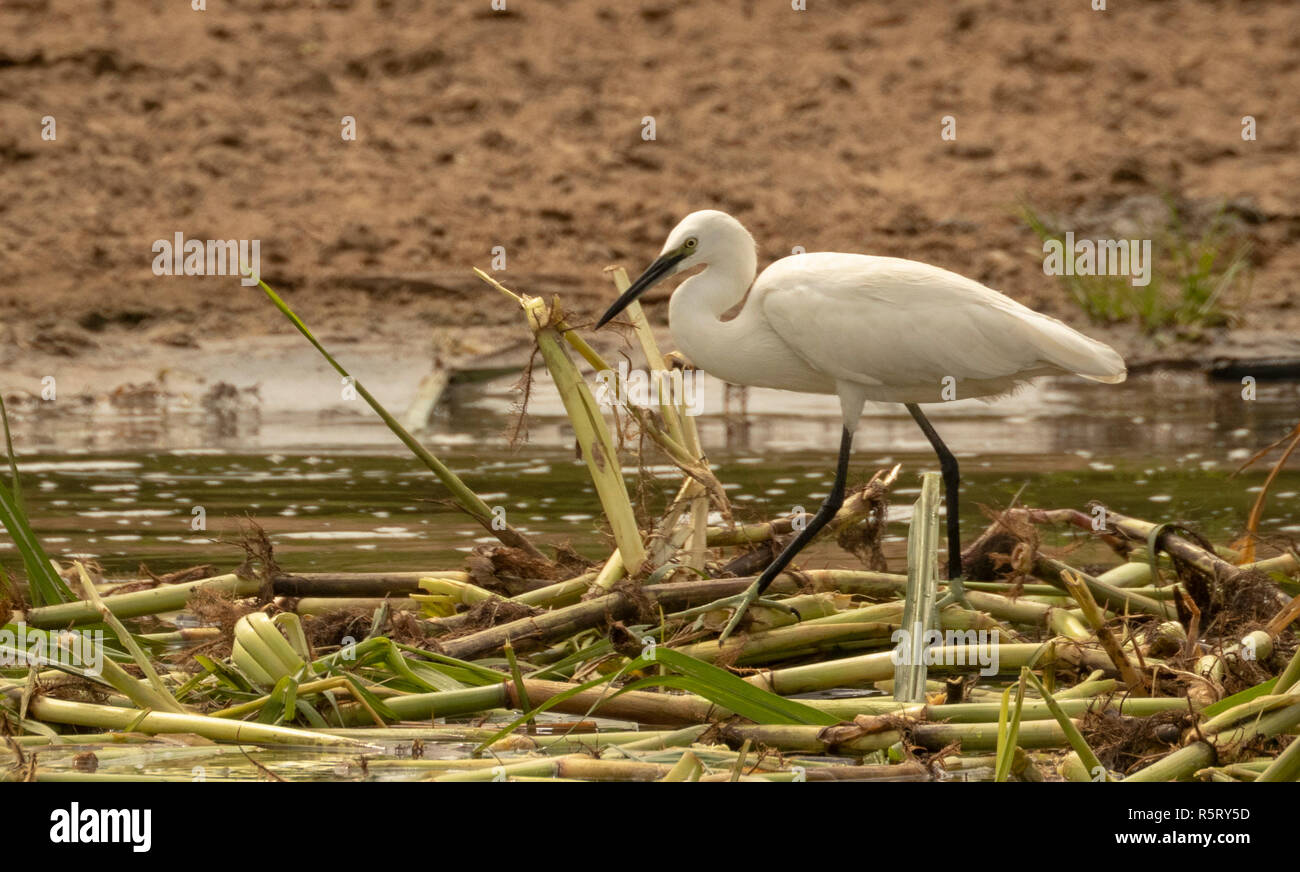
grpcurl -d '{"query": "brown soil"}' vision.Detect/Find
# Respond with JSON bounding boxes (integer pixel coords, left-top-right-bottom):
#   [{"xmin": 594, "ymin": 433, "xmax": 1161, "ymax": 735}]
[{"xmin": 2, "ymin": 0, "xmax": 1299, "ymax": 378}]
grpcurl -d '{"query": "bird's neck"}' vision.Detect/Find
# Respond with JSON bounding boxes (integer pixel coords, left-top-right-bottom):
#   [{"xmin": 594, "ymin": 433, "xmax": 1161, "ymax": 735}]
[{"xmin": 668, "ymin": 250, "xmax": 758, "ymax": 374}]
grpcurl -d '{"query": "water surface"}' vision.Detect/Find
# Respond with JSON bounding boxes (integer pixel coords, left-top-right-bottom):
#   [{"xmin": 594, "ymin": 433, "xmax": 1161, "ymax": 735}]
[{"xmin": 5, "ymin": 371, "xmax": 1297, "ymax": 575}]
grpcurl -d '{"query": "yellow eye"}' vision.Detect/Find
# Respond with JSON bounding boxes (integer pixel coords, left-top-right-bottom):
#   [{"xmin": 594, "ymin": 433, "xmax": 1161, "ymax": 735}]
[{"xmin": 684, "ymin": 238, "xmax": 698, "ymax": 250}]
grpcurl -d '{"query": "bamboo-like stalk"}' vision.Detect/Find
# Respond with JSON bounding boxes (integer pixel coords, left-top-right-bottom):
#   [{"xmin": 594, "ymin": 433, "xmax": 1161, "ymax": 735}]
[
  {"xmin": 435, "ymin": 571, "xmax": 902, "ymax": 660},
  {"xmin": 1036, "ymin": 557, "xmax": 1175, "ymax": 619},
  {"xmin": 434, "ymin": 755, "xmax": 675, "ymax": 782},
  {"xmin": 74, "ymin": 561, "xmax": 188, "ymax": 713},
  {"xmin": 1124, "ymin": 696, "xmax": 1300, "ymax": 782},
  {"xmin": 913, "ymin": 718, "xmax": 1072, "ymax": 751},
  {"xmin": 11, "ymin": 693, "xmax": 365, "ymax": 747},
  {"xmin": 1060, "ymin": 568, "xmax": 1147, "ymax": 695},
  {"xmin": 334, "ymin": 683, "xmax": 510, "ymax": 725},
  {"xmin": 511, "ymin": 572, "xmax": 598, "ymax": 608},
  {"xmin": 270, "ymin": 572, "xmax": 466, "ymax": 597},
  {"xmin": 920, "ymin": 696, "xmax": 1185, "ymax": 724},
  {"xmin": 1255, "ymin": 728, "xmax": 1300, "ymax": 781},
  {"xmin": 673, "ymin": 621, "xmax": 897, "ymax": 665},
  {"xmin": 522, "ymin": 295, "xmax": 647, "ymax": 574},
  {"xmin": 1105, "ymin": 507, "xmax": 1277, "ymax": 596},
  {"xmin": 289, "ymin": 596, "xmax": 420, "ymax": 616},
  {"xmin": 17, "ymin": 573, "xmax": 259, "ymax": 628},
  {"xmin": 723, "ymin": 723, "xmax": 902, "ymax": 754},
  {"xmin": 490, "ymin": 727, "xmax": 695, "ymax": 753},
  {"xmin": 894, "ymin": 472, "xmax": 942, "ymax": 702},
  {"xmin": 746, "ymin": 641, "xmax": 1126, "ymax": 696},
  {"xmin": 501, "ymin": 677, "xmax": 718, "ymax": 725},
  {"xmin": 1243, "ymin": 551, "xmax": 1300, "ymax": 576},
  {"xmin": 1096, "ymin": 561, "xmax": 1154, "ymax": 589},
  {"xmin": 619, "ymin": 724, "xmax": 711, "ymax": 750}
]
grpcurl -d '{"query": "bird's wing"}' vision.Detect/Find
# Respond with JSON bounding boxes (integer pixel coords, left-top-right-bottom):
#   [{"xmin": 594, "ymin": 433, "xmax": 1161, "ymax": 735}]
[{"xmin": 757, "ymin": 253, "xmax": 1126, "ymax": 393}]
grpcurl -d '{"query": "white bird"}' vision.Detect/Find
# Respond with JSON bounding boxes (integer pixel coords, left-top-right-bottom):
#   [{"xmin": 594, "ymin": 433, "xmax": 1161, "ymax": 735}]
[{"xmin": 596, "ymin": 209, "xmax": 1126, "ymax": 641}]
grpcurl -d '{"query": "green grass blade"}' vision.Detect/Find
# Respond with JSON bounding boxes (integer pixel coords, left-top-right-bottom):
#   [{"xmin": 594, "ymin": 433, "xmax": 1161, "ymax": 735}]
[
  {"xmin": 474, "ymin": 665, "xmax": 634, "ymax": 752},
  {"xmin": 0, "ymin": 395, "xmax": 74, "ymax": 607},
  {"xmin": 0, "ymin": 478, "xmax": 75, "ymax": 607},
  {"xmin": 254, "ymin": 277, "xmax": 543, "ymax": 558},
  {"xmin": 1201, "ymin": 677, "xmax": 1277, "ymax": 719},
  {"xmin": 638, "ymin": 648, "xmax": 838, "ymax": 726},
  {"xmin": 994, "ymin": 671, "xmax": 1028, "ymax": 782},
  {"xmin": 1024, "ymin": 668, "xmax": 1109, "ymax": 781},
  {"xmin": 0, "ymin": 393, "xmax": 20, "ymax": 507}
]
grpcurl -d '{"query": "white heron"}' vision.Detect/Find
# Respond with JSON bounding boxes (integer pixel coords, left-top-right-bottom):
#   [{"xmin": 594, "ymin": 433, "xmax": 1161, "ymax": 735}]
[{"xmin": 595, "ymin": 210, "xmax": 1126, "ymax": 642}]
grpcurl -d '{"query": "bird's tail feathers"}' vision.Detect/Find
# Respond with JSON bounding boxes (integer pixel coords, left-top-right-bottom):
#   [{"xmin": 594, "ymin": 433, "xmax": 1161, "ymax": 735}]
[{"xmin": 1023, "ymin": 312, "xmax": 1128, "ymax": 384}]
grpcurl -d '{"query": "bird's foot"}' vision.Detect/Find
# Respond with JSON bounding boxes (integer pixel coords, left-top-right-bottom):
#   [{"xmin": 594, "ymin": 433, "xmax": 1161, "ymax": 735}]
[
  {"xmin": 672, "ymin": 590, "xmax": 795, "ymax": 624},
  {"xmin": 937, "ymin": 574, "xmax": 971, "ymax": 609},
  {"xmin": 713, "ymin": 582, "xmax": 799, "ymax": 644}
]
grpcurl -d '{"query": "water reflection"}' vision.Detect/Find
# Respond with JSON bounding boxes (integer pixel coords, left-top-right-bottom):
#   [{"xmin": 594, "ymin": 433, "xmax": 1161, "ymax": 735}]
[
  {"xmin": 6, "ymin": 369, "xmax": 1298, "ymax": 459},
  {"xmin": 1, "ymin": 371, "xmax": 1296, "ymax": 576}
]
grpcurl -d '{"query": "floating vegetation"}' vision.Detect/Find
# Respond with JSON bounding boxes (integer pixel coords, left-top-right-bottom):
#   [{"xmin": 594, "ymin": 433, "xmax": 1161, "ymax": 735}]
[{"xmin": 1, "ymin": 274, "xmax": 1297, "ymax": 783}]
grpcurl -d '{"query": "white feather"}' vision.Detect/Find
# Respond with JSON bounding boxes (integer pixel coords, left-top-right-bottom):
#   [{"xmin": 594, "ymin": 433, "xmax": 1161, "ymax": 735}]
[{"xmin": 655, "ymin": 211, "xmax": 1126, "ymax": 418}]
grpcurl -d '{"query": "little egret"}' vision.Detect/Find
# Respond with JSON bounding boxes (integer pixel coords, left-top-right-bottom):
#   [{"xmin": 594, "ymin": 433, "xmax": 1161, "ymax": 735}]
[{"xmin": 596, "ymin": 210, "xmax": 1126, "ymax": 641}]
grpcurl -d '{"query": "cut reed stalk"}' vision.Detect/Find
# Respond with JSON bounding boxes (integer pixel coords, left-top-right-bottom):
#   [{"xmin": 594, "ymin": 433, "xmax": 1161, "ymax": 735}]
[
  {"xmin": 10, "ymin": 693, "xmax": 364, "ymax": 747},
  {"xmin": 894, "ymin": 472, "xmax": 942, "ymax": 702},
  {"xmin": 18, "ymin": 573, "xmax": 258, "ymax": 628},
  {"xmin": 522, "ymin": 295, "xmax": 646, "ymax": 574}
]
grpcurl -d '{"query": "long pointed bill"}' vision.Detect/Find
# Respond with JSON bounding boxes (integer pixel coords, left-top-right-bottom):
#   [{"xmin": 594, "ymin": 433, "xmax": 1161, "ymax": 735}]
[{"xmin": 595, "ymin": 251, "xmax": 686, "ymax": 329}]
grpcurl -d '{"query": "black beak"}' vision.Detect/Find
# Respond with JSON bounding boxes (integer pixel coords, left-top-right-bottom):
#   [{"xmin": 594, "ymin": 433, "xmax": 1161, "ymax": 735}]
[{"xmin": 595, "ymin": 251, "xmax": 686, "ymax": 329}]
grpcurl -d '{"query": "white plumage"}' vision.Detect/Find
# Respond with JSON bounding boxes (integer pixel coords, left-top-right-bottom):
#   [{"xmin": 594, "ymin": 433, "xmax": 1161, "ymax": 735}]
[
  {"xmin": 656, "ymin": 210, "xmax": 1126, "ymax": 424},
  {"xmin": 596, "ymin": 209, "xmax": 1127, "ymax": 641}
]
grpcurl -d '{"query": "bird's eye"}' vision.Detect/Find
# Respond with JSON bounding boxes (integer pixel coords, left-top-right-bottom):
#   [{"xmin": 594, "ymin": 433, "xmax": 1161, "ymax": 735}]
[{"xmin": 684, "ymin": 238, "xmax": 698, "ymax": 250}]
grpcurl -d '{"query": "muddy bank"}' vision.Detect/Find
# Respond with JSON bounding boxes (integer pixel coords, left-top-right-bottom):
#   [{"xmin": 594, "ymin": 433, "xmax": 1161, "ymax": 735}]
[{"xmin": 2, "ymin": 0, "xmax": 1299, "ymax": 366}]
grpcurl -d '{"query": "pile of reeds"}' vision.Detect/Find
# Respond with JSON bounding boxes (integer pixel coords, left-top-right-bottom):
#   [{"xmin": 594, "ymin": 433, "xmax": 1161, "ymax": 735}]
[{"xmin": 1, "ymin": 273, "xmax": 1298, "ymax": 782}]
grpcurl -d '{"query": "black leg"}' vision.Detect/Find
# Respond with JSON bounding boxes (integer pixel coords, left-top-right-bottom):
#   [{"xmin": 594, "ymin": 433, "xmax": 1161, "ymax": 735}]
[
  {"xmin": 905, "ymin": 403, "xmax": 962, "ymax": 580},
  {"xmin": 754, "ymin": 426, "xmax": 854, "ymax": 598},
  {"xmin": 716, "ymin": 426, "xmax": 854, "ymax": 642}
]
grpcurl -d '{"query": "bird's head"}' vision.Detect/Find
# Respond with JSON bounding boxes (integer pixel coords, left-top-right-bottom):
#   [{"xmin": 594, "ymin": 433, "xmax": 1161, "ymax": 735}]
[{"xmin": 595, "ymin": 210, "xmax": 754, "ymax": 329}]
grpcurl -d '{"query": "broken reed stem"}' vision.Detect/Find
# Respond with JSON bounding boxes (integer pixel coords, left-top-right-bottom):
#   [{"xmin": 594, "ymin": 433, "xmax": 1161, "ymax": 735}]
[
  {"xmin": 1102, "ymin": 507, "xmax": 1259, "ymax": 591},
  {"xmin": 1060, "ymin": 568, "xmax": 1147, "ymax": 696},
  {"xmin": 523, "ymin": 295, "xmax": 647, "ymax": 574},
  {"xmin": 605, "ymin": 264, "xmax": 712, "ymax": 565},
  {"xmin": 606, "ymin": 266, "xmax": 686, "ymax": 449},
  {"xmin": 893, "ymin": 471, "xmax": 941, "ymax": 702},
  {"xmin": 18, "ymin": 573, "xmax": 259, "ymax": 628},
  {"xmin": 474, "ymin": 268, "xmax": 731, "ymax": 521},
  {"xmin": 7, "ymin": 692, "xmax": 364, "ymax": 747},
  {"xmin": 644, "ymin": 478, "xmax": 704, "ymax": 568},
  {"xmin": 1037, "ymin": 557, "xmax": 1175, "ymax": 619},
  {"xmin": 257, "ymin": 278, "xmax": 544, "ymax": 560},
  {"xmin": 74, "ymin": 561, "xmax": 188, "ymax": 714}
]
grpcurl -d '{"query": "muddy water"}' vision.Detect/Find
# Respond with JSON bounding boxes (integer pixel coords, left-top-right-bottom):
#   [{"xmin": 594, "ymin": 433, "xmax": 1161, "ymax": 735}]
[{"xmin": 3, "ymin": 371, "xmax": 1299, "ymax": 575}]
